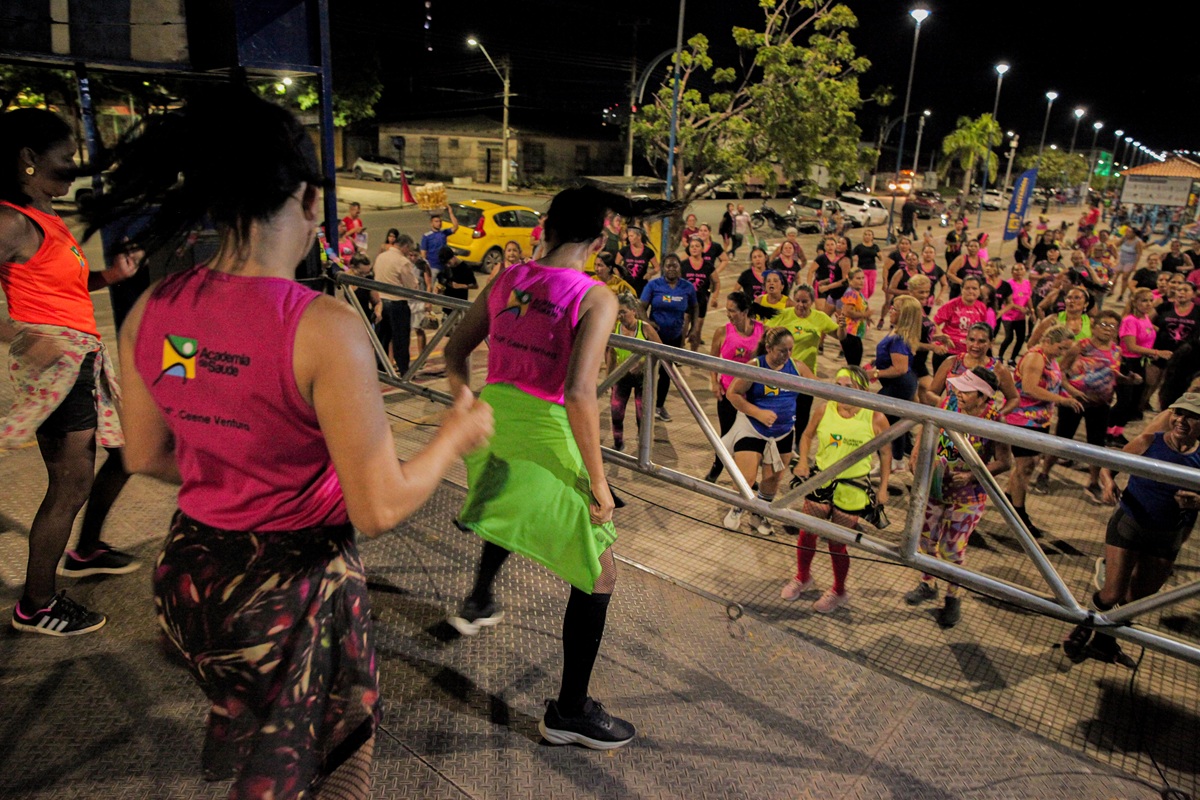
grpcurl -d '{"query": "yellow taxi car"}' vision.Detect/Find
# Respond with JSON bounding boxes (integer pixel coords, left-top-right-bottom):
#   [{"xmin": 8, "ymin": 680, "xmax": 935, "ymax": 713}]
[{"xmin": 445, "ymin": 199, "xmax": 541, "ymax": 273}]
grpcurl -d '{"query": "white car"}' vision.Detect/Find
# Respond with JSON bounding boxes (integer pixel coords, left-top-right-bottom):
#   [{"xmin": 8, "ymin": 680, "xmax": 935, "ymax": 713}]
[
  {"xmin": 981, "ymin": 189, "xmax": 1009, "ymax": 211},
  {"xmin": 351, "ymin": 155, "xmax": 414, "ymax": 184},
  {"xmin": 836, "ymin": 193, "xmax": 890, "ymax": 227}
]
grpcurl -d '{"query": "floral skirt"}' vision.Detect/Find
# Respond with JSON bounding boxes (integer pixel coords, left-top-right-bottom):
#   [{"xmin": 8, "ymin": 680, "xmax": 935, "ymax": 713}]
[{"xmin": 154, "ymin": 511, "xmax": 379, "ymax": 799}]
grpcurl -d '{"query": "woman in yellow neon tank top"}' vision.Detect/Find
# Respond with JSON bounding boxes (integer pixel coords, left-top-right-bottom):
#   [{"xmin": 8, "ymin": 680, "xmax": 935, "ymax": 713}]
[
  {"xmin": 780, "ymin": 366, "xmax": 891, "ymax": 613},
  {"xmin": 606, "ymin": 293, "xmax": 661, "ymax": 451}
]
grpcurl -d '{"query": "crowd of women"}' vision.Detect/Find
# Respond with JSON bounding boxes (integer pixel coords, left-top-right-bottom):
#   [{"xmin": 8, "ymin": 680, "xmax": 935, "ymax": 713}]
[
  {"xmin": 597, "ymin": 207, "xmax": 1200, "ymax": 653},
  {"xmin": 4, "ymin": 88, "xmax": 1198, "ymax": 797}
]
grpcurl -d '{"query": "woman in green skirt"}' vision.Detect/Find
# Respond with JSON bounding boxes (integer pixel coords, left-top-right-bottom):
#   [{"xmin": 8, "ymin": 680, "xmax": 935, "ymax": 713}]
[{"xmin": 445, "ymin": 186, "xmax": 671, "ymax": 750}]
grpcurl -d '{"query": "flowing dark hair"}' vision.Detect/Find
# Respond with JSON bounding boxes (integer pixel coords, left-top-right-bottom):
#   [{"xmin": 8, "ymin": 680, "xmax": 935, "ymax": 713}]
[
  {"xmin": 82, "ymin": 86, "xmax": 327, "ymax": 259},
  {"xmin": 0, "ymin": 108, "xmax": 75, "ymax": 205},
  {"xmin": 541, "ymin": 185, "xmax": 677, "ymax": 254}
]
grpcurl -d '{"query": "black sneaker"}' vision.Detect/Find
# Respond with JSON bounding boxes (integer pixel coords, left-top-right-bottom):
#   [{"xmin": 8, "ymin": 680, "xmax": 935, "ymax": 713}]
[
  {"xmin": 654, "ymin": 406, "xmax": 672, "ymax": 422},
  {"xmin": 937, "ymin": 595, "xmax": 962, "ymax": 628},
  {"xmin": 1062, "ymin": 625, "xmax": 1092, "ymax": 663},
  {"xmin": 904, "ymin": 582, "xmax": 937, "ymax": 606},
  {"xmin": 11, "ymin": 591, "xmax": 106, "ymax": 636},
  {"xmin": 539, "ymin": 698, "xmax": 636, "ymax": 750},
  {"xmin": 59, "ymin": 541, "xmax": 141, "ymax": 578},
  {"xmin": 447, "ymin": 597, "xmax": 504, "ymax": 636},
  {"xmin": 1090, "ymin": 633, "xmax": 1137, "ymax": 669}
]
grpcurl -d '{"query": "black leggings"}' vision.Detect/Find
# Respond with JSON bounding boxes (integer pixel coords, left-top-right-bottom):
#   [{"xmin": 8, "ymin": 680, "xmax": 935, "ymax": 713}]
[
  {"xmin": 1110, "ymin": 359, "xmax": 1147, "ymax": 428},
  {"xmin": 997, "ymin": 318, "xmax": 1027, "ymax": 362},
  {"xmin": 656, "ymin": 333, "xmax": 683, "ymax": 408},
  {"xmin": 840, "ymin": 334, "xmax": 863, "ymax": 367}
]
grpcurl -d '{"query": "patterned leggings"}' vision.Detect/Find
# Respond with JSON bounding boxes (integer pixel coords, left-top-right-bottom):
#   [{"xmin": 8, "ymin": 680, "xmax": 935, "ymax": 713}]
[
  {"xmin": 919, "ymin": 498, "xmax": 986, "ymax": 596},
  {"xmin": 610, "ymin": 374, "xmax": 643, "ymax": 449}
]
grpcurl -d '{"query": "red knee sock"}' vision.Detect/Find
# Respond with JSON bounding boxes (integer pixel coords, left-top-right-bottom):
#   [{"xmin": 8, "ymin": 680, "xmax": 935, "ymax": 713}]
[
  {"xmin": 797, "ymin": 532, "xmax": 818, "ymax": 582},
  {"xmin": 829, "ymin": 543, "xmax": 850, "ymax": 595}
]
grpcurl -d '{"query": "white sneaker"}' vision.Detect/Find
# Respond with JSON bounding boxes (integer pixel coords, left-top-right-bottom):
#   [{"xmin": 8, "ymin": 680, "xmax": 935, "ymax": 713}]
[
  {"xmin": 723, "ymin": 507, "xmax": 744, "ymax": 530},
  {"xmin": 813, "ymin": 588, "xmax": 849, "ymax": 613},
  {"xmin": 749, "ymin": 513, "xmax": 773, "ymax": 536}
]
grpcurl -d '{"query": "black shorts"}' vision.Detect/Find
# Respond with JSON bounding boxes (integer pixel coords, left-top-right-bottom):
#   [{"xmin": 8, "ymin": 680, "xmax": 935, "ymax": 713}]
[
  {"xmin": 38, "ymin": 351, "xmax": 98, "ymax": 438},
  {"xmin": 1105, "ymin": 505, "xmax": 1187, "ymax": 561},
  {"xmin": 696, "ymin": 295, "xmax": 710, "ymax": 319},
  {"xmin": 733, "ymin": 430, "xmax": 795, "ymax": 457},
  {"xmin": 1011, "ymin": 425, "xmax": 1050, "ymax": 459}
]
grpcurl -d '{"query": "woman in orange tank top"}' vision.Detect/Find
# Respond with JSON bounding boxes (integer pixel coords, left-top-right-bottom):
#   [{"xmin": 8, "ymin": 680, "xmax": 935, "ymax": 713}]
[{"xmin": 0, "ymin": 109, "xmax": 141, "ymax": 637}]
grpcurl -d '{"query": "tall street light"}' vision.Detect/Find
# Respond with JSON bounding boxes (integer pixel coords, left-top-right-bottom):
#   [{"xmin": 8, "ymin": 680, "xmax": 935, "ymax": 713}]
[
  {"xmin": 1001, "ymin": 130, "xmax": 1019, "ymax": 196},
  {"xmin": 662, "ymin": 0, "xmax": 687, "ymax": 255},
  {"xmin": 1029, "ymin": 91, "xmax": 1057, "ymax": 219},
  {"xmin": 1121, "ymin": 135, "xmax": 1133, "ymax": 169},
  {"xmin": 1084, "ymin": 120, "xmax": 1102, "ymax": 198},
  {"xmin": 976, "ymin": 62, "xmax": 1008, "ymax": 228},
  {"xmin": 1068, "ymin": 107, "xmax": 1085, "ymax": 155},
  {"xmin": 467, "ymin": 36, "xmax": 511, "ymax": 192},
  {"xmin": 887, "ymin": 7, "xmax": 929, "ymax": 243},
  {"xmin": 911, "ymin": 109, "xmax": 931, "ymax": 175}
]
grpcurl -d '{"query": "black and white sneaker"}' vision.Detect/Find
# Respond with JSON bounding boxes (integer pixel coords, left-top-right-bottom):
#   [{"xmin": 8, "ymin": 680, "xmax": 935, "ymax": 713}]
[
  {"xmin": 654, "ymin": 406, "xmax": 671, "ymax": 422},
  {"xmin": 539, "ymin": 698, "xmax": 636, "ymax": 750},
  {"xmin": 11, "ymin": 591, "xmax": 106, "ymax": 636},
  {"xmin": 447, "ymin": 597, "xmax": 504, "ymax": 636},
  {"xmin": 59, "ymin": 541, "xmax": 141, "ymax": 578}
]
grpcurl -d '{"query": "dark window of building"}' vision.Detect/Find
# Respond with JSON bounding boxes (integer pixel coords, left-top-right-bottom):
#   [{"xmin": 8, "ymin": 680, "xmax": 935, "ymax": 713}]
[
  {"xmin": 448, "ymin": 138, "xmax": 460, "ymax": 150},
  {"xmin": 524, "ymin": 142, "xmax": 546, "ymax": 174},
  {"xmin": 420, "ymin": 137, "xmax": 439, "ymax": 170},
  {"xmin": 574, "ymin": 144, "xmax": 590, "ymax": 174}
]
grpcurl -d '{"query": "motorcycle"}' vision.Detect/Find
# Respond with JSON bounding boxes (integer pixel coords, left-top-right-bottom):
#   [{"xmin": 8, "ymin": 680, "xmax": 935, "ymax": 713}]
[{"xmin": 750, "ymin": 201, "xmax": 798, "ymax": 234}]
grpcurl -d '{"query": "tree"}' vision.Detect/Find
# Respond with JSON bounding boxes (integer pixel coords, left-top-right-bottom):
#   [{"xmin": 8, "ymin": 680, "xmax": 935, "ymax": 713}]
[
  {"xmin": 1016, "ymin": 147, "xmax": 1090, "ymax": 189},
  {"xmin": 633, "ymin": 0, "xmax": 873, "ymax": 244},
  {"xmin": 940, "ymin": 114, "xmax": 1000, "ymax": 198}
]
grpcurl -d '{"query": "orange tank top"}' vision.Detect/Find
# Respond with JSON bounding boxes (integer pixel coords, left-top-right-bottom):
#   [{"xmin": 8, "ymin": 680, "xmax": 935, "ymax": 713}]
[{"xmin": 0, "ymin": 201, "xmax": 98, "ymax": 336}]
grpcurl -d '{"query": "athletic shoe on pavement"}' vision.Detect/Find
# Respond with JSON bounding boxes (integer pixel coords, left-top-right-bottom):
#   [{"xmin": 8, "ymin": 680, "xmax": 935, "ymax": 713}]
[
  {"xmin": 749, "ymin": 513, "xmax": 773, "ymax": 536},
  {"xmin": 448, "ymin": 597, "xmax": 504, "ymax": 636},
  {"xmin": 11, "ymin": 591, "xmax": 106, "ymax": 636},
  {"xmin": 654, "ymin": 406, "xmax": 672, "ymax": 422},
  {"xmin": 937, "ymin": 595, "xmax": 963, "ymax": 628},
  {"xmin": 723, "ymin": 507, "xmax": 744, "ymax": 531},
  {"xmin": 539, "ymin": 698, "xmax": 636, "ymax": 750},
  {"xmin": 1030, "ymin": 474, "xmax": 1051, "ymax": 495},
  {"xmin": 1083, "ymin": 484, "xmax": 1105, "ymax": 506},
  {"xmin": 59, "ymin": 541, "xmax": 141, "ymax": 578},
  {"xmin": 780, "ymin": 577, "xmax": 814, "ymax": 601},
  {"xmin": 1092, "ymin": 557, "xmax": 1106, "ymax": 592},
  {"xmin": 1062, "ymin": 625, "xmax": 1092, "ymax": 663},
  {"xmin": 813, "ymin": 589, "xmax": 849, "ymax": 613},
  {"xmin": 904, "ymin": 582, "xmax": 938, "ymax": 606}
]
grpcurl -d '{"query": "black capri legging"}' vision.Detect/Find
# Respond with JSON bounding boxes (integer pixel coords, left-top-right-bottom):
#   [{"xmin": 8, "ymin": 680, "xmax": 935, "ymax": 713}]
[
  {"xmin": 1054, "ymin": 401, "xmax": 1110, "ymax": 446},
  {"xmin": 1110, "ymin": 358, "xmax": 1147, "ymax": 428},
  {"xmin": 997, "ymin": 318, "xmax": 1027, "ymax": 362}
]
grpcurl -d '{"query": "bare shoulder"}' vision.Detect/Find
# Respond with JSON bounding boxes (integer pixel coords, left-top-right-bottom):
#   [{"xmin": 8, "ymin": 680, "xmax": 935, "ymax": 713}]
[
  {"xmin": 0, "ymin": 206, "xmax": 34, "ymax": 261},
  {"xmin": 297, "ymin": 293, "xmax": 368, "ymax": 350}
]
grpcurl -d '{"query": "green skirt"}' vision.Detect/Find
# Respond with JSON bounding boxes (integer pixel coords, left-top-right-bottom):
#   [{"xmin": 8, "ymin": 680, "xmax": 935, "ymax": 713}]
[{"xmin": 458, "ymin": 383, "xmax": 617, "ymax": 594}]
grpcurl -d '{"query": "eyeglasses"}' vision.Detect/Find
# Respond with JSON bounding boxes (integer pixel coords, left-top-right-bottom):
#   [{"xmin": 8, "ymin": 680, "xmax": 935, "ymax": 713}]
[{"xmin": 1096, "ymin": 322, "xmax": 1118, "ymax": 329}]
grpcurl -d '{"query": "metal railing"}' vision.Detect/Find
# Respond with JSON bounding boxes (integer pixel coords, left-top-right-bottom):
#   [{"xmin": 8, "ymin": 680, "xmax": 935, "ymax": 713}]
[{"xmin": 335, "ymin": 271, "xmax": 1200, "ymax": 665}]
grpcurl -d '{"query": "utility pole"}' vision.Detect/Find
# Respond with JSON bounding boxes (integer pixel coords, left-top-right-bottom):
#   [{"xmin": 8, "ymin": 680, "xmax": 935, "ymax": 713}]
[
  {"xmin": 619, "ymin": 20, "xmax": 648, "ymax": 178},
  {"xmin": 501, "ymin": 59, "xmax": 511, "ymax": 193}
]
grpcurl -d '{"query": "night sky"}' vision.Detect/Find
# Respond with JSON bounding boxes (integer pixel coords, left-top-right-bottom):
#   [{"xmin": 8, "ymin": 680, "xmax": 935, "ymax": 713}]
[{"xmin": 389, "ymin": 0, "xmax": 1196, "ymax": 163}]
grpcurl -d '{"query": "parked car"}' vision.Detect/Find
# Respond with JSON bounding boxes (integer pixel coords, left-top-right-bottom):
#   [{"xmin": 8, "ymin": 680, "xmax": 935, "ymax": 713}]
[
  {"xmin": 981, "ymin": 189, "xmax": 1009, "ymax": 211},
  {"xmin": 788, "ymin": 195, "xmax": 844, "ymax": 232},
  {"xmin": 908, "ymin": 189, "xmax": 945, "ymax": 219},
  {"xmin": 351, "ymin": 154, "xmax": 414, "ymax": 184},
  {"xmin": 445, "ymin": 199, "xmax": 541, "ymax": 272},
  {"xmin": 836, "ymin": 193, "xmax": 890, "ymax": 227},
  {"xmin": 60, "ymin": 172, "xmax": 102, "ymax": 206}
]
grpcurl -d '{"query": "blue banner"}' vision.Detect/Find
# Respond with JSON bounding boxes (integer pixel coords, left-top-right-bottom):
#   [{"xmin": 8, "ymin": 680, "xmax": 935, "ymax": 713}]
[{"xmin": 1003, "ymin": 168, "xmax": 1038, "ymax": 241}]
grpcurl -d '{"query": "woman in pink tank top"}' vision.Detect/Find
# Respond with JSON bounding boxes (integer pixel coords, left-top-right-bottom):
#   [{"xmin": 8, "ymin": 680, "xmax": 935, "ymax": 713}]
[
  {"xmin": 94, "ymin": 89, "xmax": 492, "ymax": 800},
  {"xmin": 445, "ymin": 185, "xmax": 676, "ymax": 751},
  {"xmin": 704, "ymin": 290, "xmax": 764, "ymax": 481}
]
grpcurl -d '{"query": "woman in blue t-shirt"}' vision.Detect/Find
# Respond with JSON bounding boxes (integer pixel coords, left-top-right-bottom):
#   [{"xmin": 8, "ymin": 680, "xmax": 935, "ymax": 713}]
[
  {"xmin": 720, "ymin": 328, "xmax": 816, "ymax": 535},
  {"xmin": 1063, "ymin": 393, "xmax": 1200, "ymax": 668},
  {"xmin": 639, "ymin": 253, "xmax": 697, "ymax": 420}
]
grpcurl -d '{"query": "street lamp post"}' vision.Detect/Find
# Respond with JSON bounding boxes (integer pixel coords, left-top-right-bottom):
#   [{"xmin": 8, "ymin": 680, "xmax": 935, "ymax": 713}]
[
  {"xmin": 975, "ymin": 62, "xmax": 1008, "ymax": 228},
  {"xmin": 624, "ymin": 48, "xmax": 676, "ymax": 178},
  {"xmin": 1027, "ymin": 91, "xmax": 1057, "ymax": 220},
  {"xmin": 662, "ymin": 0, "xmax": 687, "ymax": 255},
  {"xmin": 911, "ymin": 109, "xmax": 930, "ymax": 176},
  {"xmin": 1120, "ymin": 136, "xmax": 1133, "ymax": 170},
  {"xmin": 467, "ymin": 37, "xmax": 511, "ymax": 193},
  {"xmin": 1084, "ymin": 121, "xmax": 1103, "ymax": 196},
  {"xmin": 1001, "ymin": 131, "xmax": 1019, "ymax": 196},
  {"xmin": 1068, "ymin": 107, "xmax": 1085, "ymax": 155},
  {"xmin": 886, "ymin": 7, "xmax": 929, "ymax": 244}
]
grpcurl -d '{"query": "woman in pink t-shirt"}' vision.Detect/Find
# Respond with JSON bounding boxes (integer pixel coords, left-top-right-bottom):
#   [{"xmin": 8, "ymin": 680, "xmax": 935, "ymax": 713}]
[
  {"xmin": 1109, "ymin": 288, "xmax": 1172, "ymax": 441},
  {"xmin": 932, "ymin": 276, "xmax": 989, "ymax": 367}
]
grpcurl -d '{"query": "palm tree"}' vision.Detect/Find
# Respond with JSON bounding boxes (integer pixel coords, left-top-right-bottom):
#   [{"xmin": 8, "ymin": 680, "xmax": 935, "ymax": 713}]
[{"xmin": 941, "ymin": 114, "xmax": 1002, "ymax": 199}]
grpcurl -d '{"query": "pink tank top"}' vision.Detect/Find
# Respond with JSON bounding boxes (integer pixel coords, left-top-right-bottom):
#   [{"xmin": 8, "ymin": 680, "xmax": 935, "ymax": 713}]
[
  {"xmin": 485, "ymin": 261, "xmax": 599, "ymax": 404},
  {"xmin": 135, "ymin": 266, "xmax": 347, "ymax": 530},
  {"xmin": 718, "ymin": 320, "xmax": 764, "ymax": 391}
]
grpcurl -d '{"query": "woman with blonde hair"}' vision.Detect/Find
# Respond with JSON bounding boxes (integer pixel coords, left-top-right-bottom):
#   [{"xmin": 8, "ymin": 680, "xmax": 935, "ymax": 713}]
[
  {"xmin": 607, "ymin": 292, "xmax": 662, "ymax": 451},
  {"xmin": 868, "ymin": 295, "xmax": 922, "ymax": 463}
]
